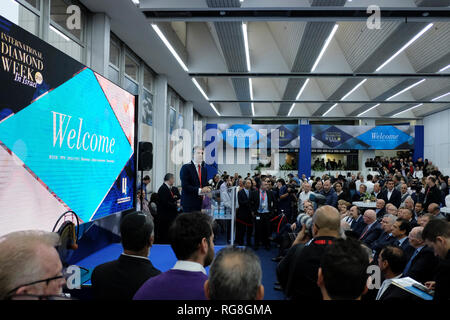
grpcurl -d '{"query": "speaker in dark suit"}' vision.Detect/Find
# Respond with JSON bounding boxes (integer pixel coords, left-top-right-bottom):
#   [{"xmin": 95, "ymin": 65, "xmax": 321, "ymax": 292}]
[
  {"xmin": 180, "ymin": 148, "xmax": 210, "ymax": 213},
  {"xmin": 403, "ymin": 246, "xmax": 439, "ymax": 284},
  {"xmin": 382, "ymin": 187, "xmax": 402, "ymax": 209},
  {"xmin": 156, "ymin": 173, "xmax": 181, "ymax": 243},
  {"xmin": 236, "ymin": 180, "xmax": 254, "ymax": 246}
]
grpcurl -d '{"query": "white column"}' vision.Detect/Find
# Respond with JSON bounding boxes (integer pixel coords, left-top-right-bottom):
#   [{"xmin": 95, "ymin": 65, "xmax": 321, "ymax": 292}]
[
  {"xmin": 152, "ymin": 75, "xmax": 168, "ymax": 191},
  {"xmin": 359, "ymin": 119, "xmax": 376, "ymax": 175}
]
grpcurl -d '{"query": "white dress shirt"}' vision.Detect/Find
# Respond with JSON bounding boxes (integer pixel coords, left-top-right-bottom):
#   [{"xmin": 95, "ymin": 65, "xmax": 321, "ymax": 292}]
[
  {"xmin": 376, "ymin": 273, "xmax": 403, "ymax": 300},
  {"xmin": 172, "ymin": 260, "xmax": 207, "ymax": 275}
]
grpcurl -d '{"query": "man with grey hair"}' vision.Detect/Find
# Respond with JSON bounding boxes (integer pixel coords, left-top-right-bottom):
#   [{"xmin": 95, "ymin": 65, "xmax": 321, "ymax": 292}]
[
  {"xmin": 403, "ymin": 226, "xmax": 439, "ymax": 283},
  {"xmin": 204, "ymin": 247, "xmax": 264, "ymax": 300},
  {"xmin": 372, "ymin": 214, "xmax": 399, "ymax": 260},
  {"xmin": 359, "ymin": 210, "xmax": 382, "ymax": 247},
  {"xmin": 0, "ymin": 230, "xmax": 65, "ymax": 299}
]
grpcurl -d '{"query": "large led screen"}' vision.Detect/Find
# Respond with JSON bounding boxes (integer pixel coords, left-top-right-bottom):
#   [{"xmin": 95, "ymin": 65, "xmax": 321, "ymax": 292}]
[{"xmin": 0, "ymin": 16, "xmax": 135, "ymax": 236}]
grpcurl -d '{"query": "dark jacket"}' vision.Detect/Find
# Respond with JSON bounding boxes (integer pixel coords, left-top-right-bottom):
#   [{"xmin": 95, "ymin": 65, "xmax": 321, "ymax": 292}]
[
  {"xmin": 250, "ymin": 188, "xmax": 276, "ymax": 215},
  {"xmin": 320, "ymin": 188, "xmax": 338, "ymax": 208},
  {"xmin": 156, "ymin": 183, "xmax": 180, "ymax": 243},
  {"xmin": 91, "ymin": 254, "xmax": 161, "ymax": 300},
  {"xmin": 359, "ymin": 221, "xmax": 383, "ymax": 248},
  {"xmin": 403, "ymin": 246, "xmax": 439, "ymax": 284},
  {"xmin": 424, "ymin": 185, "xmax": 443, "ymax": 211},
  {"xmin": 237, "ymin": 188, "xmax": 254, "ymax": 223},
  {"xmin": 351, "ymin": 215, "xmax": 366, "ymax": 237},
  {"xmin": 382, "ymin": 188, "xmax": 402, "ymax": 208},
  {"xmin": 433, "ymin": 250, "xmax": 450, "ymax": 301},
  {"xmin": 277, "ymin": 236, "xmax": 335, "ymax": 300},
  {"xmin": 371, "ymin": 232, "xmax": 396, "ymax": 259},
  {"xmin": 180, "ymin": 161, "xmax": 209, "ymax": 212}
]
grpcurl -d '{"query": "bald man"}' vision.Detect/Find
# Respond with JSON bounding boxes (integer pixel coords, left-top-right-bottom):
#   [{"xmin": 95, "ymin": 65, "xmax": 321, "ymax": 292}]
[
  {"xmin": 359, "ymin": 210, "xmax": 382, "ymax": 248},
  {"xmin": 277, "ymin": 205, "xmax": 340, "ymax": 300}
]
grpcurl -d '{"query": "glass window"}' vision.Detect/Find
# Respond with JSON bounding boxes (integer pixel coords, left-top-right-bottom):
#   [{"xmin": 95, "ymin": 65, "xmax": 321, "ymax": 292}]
[
  {"xmin": 49, "ymin": 25, "xmax": 82, "ymax": 61},
  {"xmin": 108, "ymin": 66, "xmax": 119, "ymax": 84},
  {"xmin": 23, "ymin": 0, "xmax": 40, "ymax": 10},
  {"xmin": 18, "ymin": 5, "xmax": 39, "ymax": 36},
  {"xmin": 109, "ymin": 42, "xmax": 120, "ymax": 67},
  {"xmin": 143, "ymin": 67, "xmax": 153, "ymax": 92},
  {"xmin": 50, "ymin": 0, "xmax": 84, "ymax": 41},
  {"xmin": 124, "ymin": 76, "xmax": 138, "ymax": 95},
  {"xmin": 142, "ymin": 90, "xmax": 153, "ymax": 126},
  {"xmin": 125, "ymin": 54, "xmax": 138, "ymax": 81}
]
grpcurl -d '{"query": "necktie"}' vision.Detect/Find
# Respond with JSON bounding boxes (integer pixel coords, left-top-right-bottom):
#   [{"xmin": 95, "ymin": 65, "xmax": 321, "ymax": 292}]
[
  {"xmin": 198, "ymin": 164, "xmax": 202, "ymax": 188},
  {"xmin": 359, "ymin": 225, "xmax": 369, "ymax": 240},
  {"xmin": 403, "ymin": 249, "xmax": 419, "ymax": 275}
]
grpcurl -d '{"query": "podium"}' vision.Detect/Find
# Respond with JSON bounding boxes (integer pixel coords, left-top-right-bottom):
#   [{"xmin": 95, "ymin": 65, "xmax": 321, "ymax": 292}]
[{"xmin": 201, "ymin": 186, "xmax": 238, "ymax": 245}]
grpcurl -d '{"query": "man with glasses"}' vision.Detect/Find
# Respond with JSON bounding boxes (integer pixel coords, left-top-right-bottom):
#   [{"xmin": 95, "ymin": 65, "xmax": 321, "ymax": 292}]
[{"xmin": 0, "ymin": 230, "xmax": 66, "ymax": 300}]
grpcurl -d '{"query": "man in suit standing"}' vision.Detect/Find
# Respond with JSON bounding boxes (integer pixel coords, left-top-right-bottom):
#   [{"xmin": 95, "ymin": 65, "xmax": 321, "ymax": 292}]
[
  {"xmin": 403, "ymin": 226, "xmax": 439, "ymax": 284},
  {"xmin": 91, "ymin": 213, "xmax": 161, "ymax": 300},
  {"xmin": 156, "ymin": 173, "xmax": 181, "ymax": 243},
  {"xmin": 382, "ymin": 179, "xmax": 402, "ymax": 209},
  {"xmin": 359, "ymin": 210, "xmax": 382, "ymax": 248},
  {"xmin": 236, "ymin": 179, "xmax": 254, "ymax": 247},
  {"xmin": 424, "ymin": 176, "xmax": 443, "ymax": 212},
  {"xmin": 180, "ymin": 147, "xmax": 211, "ymax": 213},
  {"xmin": 251, "ymin": 179, "xmax": 276, "ymax": 250}
]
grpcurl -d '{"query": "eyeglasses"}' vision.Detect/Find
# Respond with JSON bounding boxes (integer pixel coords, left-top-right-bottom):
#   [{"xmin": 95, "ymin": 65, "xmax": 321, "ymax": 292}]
[
  {"xmin": 7, "ymin": 293, "xmax": 73, "ymax": 300},
  {"xmin": 6, "ymin": 270, "xmax": 67, "ymax": 298}
]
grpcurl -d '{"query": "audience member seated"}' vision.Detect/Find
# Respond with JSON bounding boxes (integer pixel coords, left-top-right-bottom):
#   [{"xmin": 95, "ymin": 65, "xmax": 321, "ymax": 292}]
[
  {"xmin": 376, "ymin": 246, "xmax": 407, "ymax": 300},
  {"xmin": 334, "ymin": 182, "xmax": 350, "ymax": 203},
  {"xmin": 349, "ymin": 205, "xmax": 366, "ymax": 237},
  {"xmin": 392, "ymin": 218, "xmax": 414, "ymax": 260},
  {"xmin": 403, "ymin": 226, "xmax": 439, "ymax": 284},
  {"xmin": 0, "ymin": 230, "xmax": 65, "ymax": 300},
  {"xmin": 91, "ymin": 213, "xmax": 161, "ymax": 300},
  {"xmin": 204, "ymin": 247, "xmax": 264, "ymax": 300},
  {"xmin": 372, "ymin": 183, "xmax": 383, "ymax": 199},
  {"xmin": 386, "ymin": 203, "xmax": 398, "ymax": 216},
  {"xmin": 277, "ymin": 205, "xmax": 341, "ymax": 300},
  {"xmin": 418, "ymin": 213, "xmax": 434, "ymax": 227},
  {"xmin": 352, "ymin": 184, "xmax": 367, "ymax": 202},
  {"xmin": 415, "ymin": 202, "xmax": 425, "ymax": 217},
  {"xmin": 371, "ymin": 214, "xmax": 397, "ymax": 260},
  {"xmin": 359, "ymin": 210, "xmax": 382, "ymax": 248},
  {"xmin": 422, "ymin": 219, "xmax": 450, "ymax": 301},
  {"xmin": 318, "ymin": 238, "xmax": 369, "ymax": 300},
  {"xmin": 428, "ymin": 203, "xmax": 446, "ymax": 220},
  {"xmin": 134, "ymin": 212, "xmax": 214, "ymax": 300},
  {"xmin": 398, "ymin": 208, "xmax": 418, "ymax": 228},
  {"xmin": 375, "ymin": 199, "xmax": 386, "ymax": 220},
  {"xmin": 403, "ymin": 196, "xmax": 415, "ymax": 215},
  {"xmin": 400, "ymin": 183, "xmax": 410, "ymax": 206}
]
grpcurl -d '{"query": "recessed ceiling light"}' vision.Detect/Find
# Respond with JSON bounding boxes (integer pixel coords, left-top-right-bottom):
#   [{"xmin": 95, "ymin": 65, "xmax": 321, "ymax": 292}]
[
  {"xmin": 386, "ymin": 79, "xmax": 426, "ymax": 101},
  {"xmin": 392, "ymin": 103, "xmax": 423, "ymax": 117},
  {"xmin": 311, "ymin": 24, "xmax": 339, "ymax": 72},
  {"xmin": 431, "ymin": 91, "xmax": 450, "ymax": 101},
  {"xmin": 152, "ymin": 24, "xmax": 188, "ymax": 72},
  {"xmin": 242, "ymin": 22, "xmax": 251, "ymax": 72},
  {"xmin": 323, "ymin": 103, "xmax": 339, "ymax": 116},
  {"xmin": 341, "ymin": 79, "xmax": 367, "ymax": 100},
  {"xmin": 357, "ymin": 104, "xmax": 380, "ymax": 117}
]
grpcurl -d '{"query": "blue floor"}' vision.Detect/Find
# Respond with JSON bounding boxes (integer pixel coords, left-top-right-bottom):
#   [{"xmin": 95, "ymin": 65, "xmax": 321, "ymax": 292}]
[{"xmin": 75, "ymin": 242, "xmax": 285, "ymax": 300}]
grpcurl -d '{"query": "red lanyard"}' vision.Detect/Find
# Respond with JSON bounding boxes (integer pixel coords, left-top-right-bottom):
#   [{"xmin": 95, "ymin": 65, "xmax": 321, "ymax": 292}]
[{"xmin": 260, "ymin": 190, "xmax": 266, "ymax": 202}]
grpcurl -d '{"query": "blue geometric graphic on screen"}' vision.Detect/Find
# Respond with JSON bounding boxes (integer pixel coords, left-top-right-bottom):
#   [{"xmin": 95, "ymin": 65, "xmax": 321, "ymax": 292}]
[
  {"xmin": 0, "ymin": 69, "xmax": 133, "ymax": 222},
  {"xmin": 221, "ymin": 124, "xmax": 260, "ymax": 149},
  {"xmin": 337, "ymin": 137, "xmax": 371, "ymax": 150},
  {"xmin": 0, "ymin": 108, "xmax": 13, "ymax": 121},
  {"xmin": 93, "ymin": 156, "xmax": 135, "ymax": 220},
  {"xmin": 356, "ymin": 126, "xmax": 412, "ymax": 149},
  {"xmin": 267, "ymin": 125, "xmax": 297, "ymax": 148},
  {"xmin": 313, "ymin": 126, "xmax": 353, "ymax": 148}
]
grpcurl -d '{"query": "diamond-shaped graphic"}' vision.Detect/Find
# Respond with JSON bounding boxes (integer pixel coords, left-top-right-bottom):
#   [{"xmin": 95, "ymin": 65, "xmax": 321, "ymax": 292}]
[
  {"xmin": 0, "ymin": 69, "xmax": 133, "ymax": 222},
  {"xmin": 313, "ymin": 126, "xmax": 353, "ymax": 148},
  {"xmin": 356, "ymin": 126, "xmax": 413, "ymax": 150}
]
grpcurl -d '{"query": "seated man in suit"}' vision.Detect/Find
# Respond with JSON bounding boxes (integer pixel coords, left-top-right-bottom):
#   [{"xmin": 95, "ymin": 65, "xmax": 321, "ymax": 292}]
[
  {"xmin": 236, "ymin": 178, "xmax": 254, "ymax": 247},
  {"xmin": 422, "ymin": 219, "xmax": 450, "ymax": 301},
  {"xmin": 392, "ymin": 218, "xmax": 414, "ymax": 260},
  {"xmin": 91, "ymin": 213, "xmax": 161, "ymax": 300},
  {"xmin": 382, "ymin": 179, "xmax": 402, "ymax": 209},
  {"xmin": 403, "ymin": 226, "xmax": 439, "ymax": 284},
  {"xmin": 352, "ymin": 184, "xmax": 367, "ymax": 202},
  {"xmin": 318, "ymin": 238, "xmax": 370, "ymax": 300},
  {"xmin": 372, "ymin": 183, "xmax": 383, "ymax": 199},
  {"xmin": 156, "ymin": 173, "xmax": 181, "ymax": 243},
  {"xmin": 180, "ymin": 147, "xmax": 211, "ymax": 213},
  {"xmin": 371, "ymin": 214, "xmax": 397, "ymax": 259},
  {"xmin": 359, "ymin": 210, "xmax": 382, "ymax": 248},
  {"xmin": 398, "ymin": 208, "xmax": 418, "ymax": 229},
  {"xmin": 375, "ymin": 199, "xmax": 386, "ymax": 221},
  {"xmin": 251, "ymin": 179, "xmax": 276, "ymax": 250},
  {"xmin": 349, "ymin": 205, "xmax": 366, "ymax": 237},
  {"xmin": 376, "ymin": 246, "xmax": 408, "ymax": 300},
  {"xmin": 134, "ymin": 212, "xmax": 214, "ymax": 300}
]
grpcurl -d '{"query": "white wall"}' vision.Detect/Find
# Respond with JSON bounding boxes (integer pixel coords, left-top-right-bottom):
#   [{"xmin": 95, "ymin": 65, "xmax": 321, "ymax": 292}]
[{"xmin": 424, "ymin": 109, "xmax": 450, "ymax": 175}]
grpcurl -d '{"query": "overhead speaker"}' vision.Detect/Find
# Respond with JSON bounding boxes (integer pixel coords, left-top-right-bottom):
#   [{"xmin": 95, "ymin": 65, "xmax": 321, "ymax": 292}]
[{"xmin": 138, "ymin": 141, "xmax": 153, "ymax": 171}]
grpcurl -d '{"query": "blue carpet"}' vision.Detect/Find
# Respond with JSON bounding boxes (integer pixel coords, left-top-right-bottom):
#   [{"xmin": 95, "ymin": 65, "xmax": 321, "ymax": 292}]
[{"xmin": 75, "ymin": 242, "xmax": 285, "ymax": 300}]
